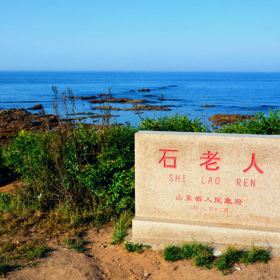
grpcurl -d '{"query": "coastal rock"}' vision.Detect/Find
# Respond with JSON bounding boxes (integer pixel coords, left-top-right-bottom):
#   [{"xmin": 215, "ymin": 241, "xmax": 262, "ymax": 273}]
[
  {"xmin": 68, "ymin": 95, "xmax": 97, "ymax": 100},
  {"xmin": 201, "ymin": 104, "xmax": 216, "ymax": 108},
  {"xmin": 0, "ymin": 108, "xmax": 59, "ymax": 143},
  {"xmin": 137, "ymin": 88, "xmax": 151, "ymax": 92},
  {"xmin": 92, "ymin": 105, "xmax": 171, "ymax": 111},
  {"xmin": 89, "ymin": 97, "xmax": 147, "ymax": 104},
  {"xmin": 28, "ymin": 104, "xmax": 44, "ymax": 110},
  {"xmin": 209, "ymin": 114, "xmax": 252, "ymax": 126}
]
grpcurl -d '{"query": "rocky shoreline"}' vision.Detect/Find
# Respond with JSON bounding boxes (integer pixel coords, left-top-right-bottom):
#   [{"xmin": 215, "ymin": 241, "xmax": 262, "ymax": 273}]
[{"xmin": 0, "ymin": 107, "xmax": 253, "ymax": 144}]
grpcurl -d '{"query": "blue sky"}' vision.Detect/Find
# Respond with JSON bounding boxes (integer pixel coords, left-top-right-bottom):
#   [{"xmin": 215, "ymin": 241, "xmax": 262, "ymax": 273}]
[{"xmin": 0, "ymin": 0, "xmax": 279, "ymax": 71}]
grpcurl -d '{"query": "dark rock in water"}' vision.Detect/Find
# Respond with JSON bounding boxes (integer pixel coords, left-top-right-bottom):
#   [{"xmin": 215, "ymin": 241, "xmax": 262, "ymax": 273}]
[
  {"xmin": 143, "ymin": 94, "xmax": 158, "ymax": 98},
  {"xmin": 28, "ymin": 104, "xmax": 44, "ymax": 110},
  {"xmin": 125, "ymin": 105, "xmax": 172, "ymax": 111},
  {"xmin": 68, "ymin": 95, "xmax": 97, "ymax": 100},
  {"xmin": 89, "ymin": 97, "xmax": 148, "ymax": 104},
  {"xmin": 201, "ymin": 104, "xmax": 216, "ymax": 108},
  {"xmin": 156, "ymin": 85, "xmax": 178, "ymax": 90},
  {"xmin": 261, "ymin": 105, "xmax": 279, "ymax": 109},
  {"xmin": 158, "ymin": 97, "xmax": 182, "ymax": 101},
  {"xmin": 80, "ymin": 95, "xmax": 97, "ymax": 100},
  {"xmin": 137, "ymin": 88, "xmax": 151, "ymax": 92},
  {"xmin": 209, "ymin": 114, "xmax": 252, "ymax": 126}
]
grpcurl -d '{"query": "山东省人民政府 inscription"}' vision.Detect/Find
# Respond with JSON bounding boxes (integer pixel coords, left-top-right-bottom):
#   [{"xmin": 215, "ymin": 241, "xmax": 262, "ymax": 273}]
[{"xmin": 132, "ymin": 131, "xmax": 280, "ymax": 251}]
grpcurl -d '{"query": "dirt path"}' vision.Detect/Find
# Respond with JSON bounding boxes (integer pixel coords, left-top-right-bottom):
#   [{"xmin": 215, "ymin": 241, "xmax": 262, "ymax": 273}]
[{"xmin": 7, "ymin": 227, "xmax": 280, "ymax": 280}]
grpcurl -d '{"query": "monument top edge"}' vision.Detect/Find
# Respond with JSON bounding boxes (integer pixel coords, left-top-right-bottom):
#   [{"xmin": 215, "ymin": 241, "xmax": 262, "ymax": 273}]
[{"xmin": 136, "ymin": 130, "xmax": 280, "ymax": 139}]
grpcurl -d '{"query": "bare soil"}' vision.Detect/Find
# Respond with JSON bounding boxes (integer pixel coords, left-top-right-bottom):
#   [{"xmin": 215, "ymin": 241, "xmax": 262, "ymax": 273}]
[{"xmin": 6, "ymin": 226, "xmax": 280, "ymax": 280}]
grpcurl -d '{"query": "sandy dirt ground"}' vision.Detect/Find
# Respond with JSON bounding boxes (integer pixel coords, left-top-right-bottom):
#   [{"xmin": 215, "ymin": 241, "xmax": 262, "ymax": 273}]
[{"xmin": 5, "ymin": 226, "xmax": 280, "ymax": 280}]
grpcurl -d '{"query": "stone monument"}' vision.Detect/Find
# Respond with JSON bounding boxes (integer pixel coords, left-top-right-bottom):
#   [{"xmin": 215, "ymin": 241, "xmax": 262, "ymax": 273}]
[{"xmin": 132, "ymin": 131, "xmax": 280, "ymax": 252}]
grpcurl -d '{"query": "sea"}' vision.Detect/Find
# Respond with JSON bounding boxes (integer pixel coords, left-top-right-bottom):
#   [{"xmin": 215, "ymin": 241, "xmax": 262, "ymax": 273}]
[{"xmin": 0, "ymin": 71, "xmax": 280, "ymax": 126}]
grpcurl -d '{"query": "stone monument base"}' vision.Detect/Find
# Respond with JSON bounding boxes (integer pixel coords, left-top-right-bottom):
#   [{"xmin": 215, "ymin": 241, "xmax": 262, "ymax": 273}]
[{"xmin": 132, "ymin": 217, "xmax": 280, "ymax": 255}]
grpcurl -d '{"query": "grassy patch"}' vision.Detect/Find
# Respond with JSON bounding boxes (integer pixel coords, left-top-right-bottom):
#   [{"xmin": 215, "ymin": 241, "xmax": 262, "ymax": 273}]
[
  {"xmin": 240, "ymin": 246, "xmax": 271, "ymax": 264},
  {"xmin": 112, "ymin": 211, "xmax": 132, "ymax": 245},
  {"xmin": 140, "ymin": 115, "xmax": 207, "ymax": 132},
  {"xmin": 163, "ymin": 242, "xmax": 214, "ymax": 268},
  {"xmin": 62, "ymin": 237, "xmax": 87, "ymax": 253},
  {"xmin": 0, "ymin": 239, "xmax": 51, "ymax": 276},
  {"xmin": 164, "ymin": 245, "xmax": 184, "ymax": 261},
  {"xmin": 163, "ymin": 243, "xmax": 271, "ymax": 274},
  {"xmin": 215, "ymin": 247, "xmax": 245, "ymax": 274},
  {"xmin": 124, "ymin": 241, "xmax": 151, "ymax": 254}
]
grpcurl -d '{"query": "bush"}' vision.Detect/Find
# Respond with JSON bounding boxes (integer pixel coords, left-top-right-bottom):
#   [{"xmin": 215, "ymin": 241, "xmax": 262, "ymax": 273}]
[
  {"xmin": 163, "ymin": 245, "xmax": 183, "ymax": 261},
  {"xmin": 240, "ymin": 246, "xmax": 270, "ymax": 264},
  {"xmin": 124, "ymin": 241, "xmax": 151, "ymax": 253},
  {"xmin": 140, "ymin": 115, "xmax": 207, "ymax": 132},
  {"xmin": 215, "ymin": 247, "xmax": 244, "ymax": 273},
  {"xmin": 218, "ymin": 111, "xmax": 280, "ymax": 134},
  {"xmin": 163, "ymin": 242, "xmax": 214, "ymax": 267},
  {"xmin": 62, "ymin": 237, "xmax": 87, "ymax": 253},
  {"xmin": 163, "ymin": 243, "xmax": 270, "ymax": 273},
  {"xmin": 112, "ymin": 211, "xmax": 133, "ymax": 245},
  {"xmin": 0, "ymin": 193, "xmax": 21, "ymax": 213},
  {"xmin": 0, "ymin": 239, "xmax": 51, "ymax": 274},
  {"xmin": 2, "ymin": 125, "xmax": 136, "ymax": 217}
]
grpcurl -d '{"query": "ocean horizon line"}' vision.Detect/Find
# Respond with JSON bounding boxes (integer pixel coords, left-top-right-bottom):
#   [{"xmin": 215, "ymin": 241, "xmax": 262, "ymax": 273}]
[{"xmin": 1, "ymin": 70, "xmax": 280, "ymax": 74}]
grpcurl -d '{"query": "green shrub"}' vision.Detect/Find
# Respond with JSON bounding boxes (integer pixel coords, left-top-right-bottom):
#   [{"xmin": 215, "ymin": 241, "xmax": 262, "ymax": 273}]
[
  {"xmin": 62, "ymin": 237, "xmax": 86, "ymax": 253},
  {"xmin": 193, "ymin": 248, "xmax": 215, "ymax": 269},
  {"xmin": 0, "ymin": 193, "xmax": 14, "ymax": 213},
  {"xmin": 0, "ymin": 239, "xmax": 50, "ymax": 275},
  {"xmin": 112, "ymin": 211, "xmax": 133, "ymax": 245},
  {"xmin": 240, "ymin": 246, "xmax": 270, "ymax": 264},
  {"xmin": 164, "ymin": 242, "xmax": 214, "ymax": 265},
  {"xmin": 181, "ymin": 242, "xmax": 212, "ymax": 259},
  {"xmin": 140, "ymin": 115, "xmax": 207, "ymax": 132},
  {"xmin": 163, "ymin": 243, "xmax": 271, "ymax": 273},
  {"xmin": 163, "ymin": 245, "xmax": 183, "ymax": 261},
  {"xmin": 215, "ymin": 247, "xmax": 244, "ymax": 273},
  {"xmin": 2, "ymin": 125, "xmax": 136, "ymax": 216},
  {"xmin": 124, "ymin": 241, "xmax": 151, "ymax": 253},
  {"xmin": 218, "ymin": 111, "xmax": 280, "ymax": 134}
]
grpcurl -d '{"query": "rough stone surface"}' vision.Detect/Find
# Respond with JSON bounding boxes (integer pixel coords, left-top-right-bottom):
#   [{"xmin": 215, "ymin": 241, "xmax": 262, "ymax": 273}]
[
  {"xmin": 133, "ymin": 131, "xmax": 280, "ymax": 252},
  {"xmin": 0, "ymin": 109, "xmax": 59, "ymax": 143},
  {"xmin": 209, "ymin": 114, "xmax": 252, "ymax": 126}
]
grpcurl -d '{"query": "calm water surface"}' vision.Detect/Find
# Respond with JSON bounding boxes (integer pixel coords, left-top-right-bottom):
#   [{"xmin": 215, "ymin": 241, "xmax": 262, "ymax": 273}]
[{"xmin": 0, "ymin": 72, "xmax": 280, "ymax": 126}]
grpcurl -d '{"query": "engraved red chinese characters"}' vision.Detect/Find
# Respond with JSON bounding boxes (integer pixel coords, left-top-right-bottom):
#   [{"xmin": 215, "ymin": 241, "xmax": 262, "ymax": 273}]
[
  {"xmin": 200, "ymin": 151, "xmax": 220, "ymax": 171},
  {"xmin": 159, "ymin": 149, "xmax": 178, "ymax": 168},
  {"xmin": 243, "ymin": 153, "xmax": 264, "ymax": 174}
]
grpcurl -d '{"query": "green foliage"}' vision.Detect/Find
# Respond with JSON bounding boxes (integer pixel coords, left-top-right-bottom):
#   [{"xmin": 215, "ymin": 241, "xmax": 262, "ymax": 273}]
[
  {"xmin": 215, "ymin": 247, "xmax": 244, "ymax": 274},
  {"xmin": 240, "ymin": 246, "xmax": 270, "ymax": 264},
  {"xmin": 218, "ymin": 111, "xmax": 280, "ymax": 134},
  {"xmin": 163, "ymin": 245, "xmax": 183, "ymax": 261},
  {"xmin": 23, "ymin": 244, "xmax": 51, "ymax": 261},
  {"xmin": 181, "ymin": 242, "xmax": 213, "ymax": 260},
  {"xmin": 0, "ymin": 239, "xmax": 51, "ymax": 275},
  {"xmin": 164, "ymin": 243, "xmax": 270, "ymax": 273},
  {"xmin": 112, "ymin": 211, "xmax": 132, "ymax": 245},
  {"xmin": 124, "ymin": 241, "xmax": 151, "ymax": 253},
  {"xmin": 62, "ymin": 237, "xmax": 87, "ymax": 253},
  {"xmin": 215, "ymin": 246, "xmax": 270, "ymax": 274},
  {"xmin": 140, "ymin": 115, "xmax": 207, "ymax": 132},
  {"xmin": 2, "ymin": 125, "xmax": 136, "ymax": 216},
  {"xmin": 163, "ymin": 242, "xmax": 214, "ymax": 268},
  {"xmin": 0, "ymin": 193, "xmax": 15, "ymax": 213},
  {"xmin": 193, "ymin": 247, "xmax": 215, "ymax": 269}
]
